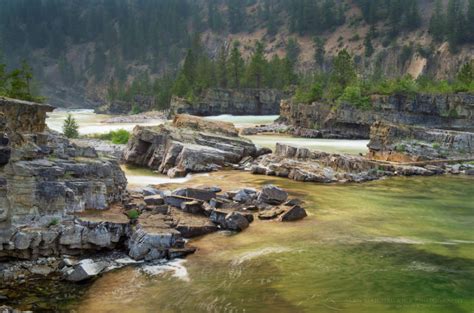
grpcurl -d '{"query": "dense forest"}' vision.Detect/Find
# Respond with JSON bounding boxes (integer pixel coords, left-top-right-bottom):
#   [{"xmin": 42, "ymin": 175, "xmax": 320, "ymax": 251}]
[{"xmin": 0, "ymin": 0, "xmax": 473, "ymax": 109}]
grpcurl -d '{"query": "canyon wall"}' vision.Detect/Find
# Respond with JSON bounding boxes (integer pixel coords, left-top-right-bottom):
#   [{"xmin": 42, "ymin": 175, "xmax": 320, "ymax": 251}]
[
  {"xmin": 169, "ymin": 88, "xmax": 288, "ymax": 117},
  {"xmin": 280, "ymin": 93, "xmax": 474, "ymax": 139}
]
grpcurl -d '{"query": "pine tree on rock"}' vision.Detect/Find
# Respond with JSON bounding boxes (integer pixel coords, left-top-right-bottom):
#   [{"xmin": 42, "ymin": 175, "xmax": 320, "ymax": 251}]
[{"xmin": 63, "ymin": 114, "xmax": 79, "ymax": 139}]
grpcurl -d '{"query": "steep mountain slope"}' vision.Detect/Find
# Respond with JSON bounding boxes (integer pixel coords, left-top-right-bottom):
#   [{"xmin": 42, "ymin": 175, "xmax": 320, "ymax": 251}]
[{"xmin": 0, "ymin": 0, "xmax": 472, "ymax": 108}]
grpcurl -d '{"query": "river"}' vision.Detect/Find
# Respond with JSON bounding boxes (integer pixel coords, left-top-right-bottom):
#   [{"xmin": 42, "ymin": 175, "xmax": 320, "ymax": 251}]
[{"xmin": 33, "ymin": 110, "xmax": 474, "ymax": 312}]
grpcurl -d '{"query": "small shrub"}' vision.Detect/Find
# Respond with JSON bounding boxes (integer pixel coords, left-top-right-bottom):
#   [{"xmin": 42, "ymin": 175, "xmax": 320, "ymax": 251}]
[
  {"xmin": 338, "ymin": 86, "xmax": 371, "ymax": 109},
  {"xmin": 432, "ymin": 143, "xmax": 441, "ymax": 150},
  {"xmin": 395, "ymin": 144, "xmax": 406, "ymax": 152},
  {"xmin": 89, "ymin": 129, "xmax": 130, "ymax": 144},
  {"xmin": 48, "ymin": 218, "xmax": 60, "ymax": 227},
  {"xmin": 131, "ymin": 104, "xmax": 141, "ymax": 115},
  {"xmin": 63, "ymin": 114, "xmax": 79, "ymax": 138},
  {"xmin": 110, "ymin": 129, "xmax": 130, "ymax": 144},
  {"xmin": 349, "ymin": 34, "xmax": 360, "ymax": 42},
  {"xmin": 127, "ymin": 209, "xmax": 140, "ymax": 220}
]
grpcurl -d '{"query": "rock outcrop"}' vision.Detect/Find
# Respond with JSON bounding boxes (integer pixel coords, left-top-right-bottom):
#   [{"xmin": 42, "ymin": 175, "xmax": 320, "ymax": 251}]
[
  {"xmin": 169, "ymin": 88, "xmax": 287, "ymax": 117},
  {"xmin": 0, "ymin": 97, "xmax": 128, "ymax": 260},
  {"xmin": 247, "ymin": 143, "xmax": 474, "ymax": 183},
  {"xmin": 367, "ymin": 121, "xmax": 474, "ymax": 162},
  {"xmin": 95, "ymin": 95, "xmax": 158, "ymax": 114},
  {"xmin": 280, "ymin": 93, "xmax": 474, "ymax": 139},
  {"xmin": 123, "ymin": 114, "xmax": 263, "ymax": 177}
]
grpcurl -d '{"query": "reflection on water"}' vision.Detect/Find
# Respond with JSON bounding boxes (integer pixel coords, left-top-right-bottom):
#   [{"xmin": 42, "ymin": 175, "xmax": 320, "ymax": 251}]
[
  {"xmin": 46, "ymin": 111, "xmax": 278, "ymax": 135},
  {"xmin": 73, "ymin": 172, "xmax": 474, "ymax": 313},
  {"xmin": 205, "ymin": 114, "xmax": 278, "ymax": 128},
  {"xmin": 245, "ymin": 133, "xmax": 369, "ymax": 155},
  {"xmin": 46, "ymin": 109, "xmax": 165, "ymax": 135}
]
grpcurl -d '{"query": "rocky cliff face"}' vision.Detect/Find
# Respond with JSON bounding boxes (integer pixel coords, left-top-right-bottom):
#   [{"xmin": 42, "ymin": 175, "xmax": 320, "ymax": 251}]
[
  {"xmin": 123, "ymin": 114, "xmax": 263, "ymax": 177},
  {"xmin": 367, "ymin": 122, "xmax": 474, "ymax": 162},
  {"xmin": 0, "ymin": 97, "xmax": 128, "ymax": 258},
  {"xmin": 280, "ymin": 93, "xmax": 474, "ymax": 139},
  {"xmin": 96, "ymin": 95, "xmax": 158, "ymax": 115},
  {"xmin": 170, "ymin": 88, "xmax": 287, "ymax": 117}
]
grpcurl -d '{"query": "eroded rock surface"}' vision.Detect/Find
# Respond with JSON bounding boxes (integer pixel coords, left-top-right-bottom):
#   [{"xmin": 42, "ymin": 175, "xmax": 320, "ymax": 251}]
[
  {"xmin": 123, "ymin": 114, "xmax": 259, "ymax": 177},
  {"xmin": 367, "ymin": 121, "xmax": 474, "ymax": 162},
  {"xmin": 170, "ymin": 88, "xmax": 287, "ymax": 117},
  {"xmin": 280, "ymin": 93, "xmax": 474, "ymax": 139}
]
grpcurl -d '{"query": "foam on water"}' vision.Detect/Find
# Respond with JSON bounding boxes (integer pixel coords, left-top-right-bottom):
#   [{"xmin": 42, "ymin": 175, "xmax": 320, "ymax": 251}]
[
  {"xmin": 231, "ymin": 246, "xmax": 292, "ymax": 266},
  {"xmin": 140, "ymin": 259, "xmax": 190, "ymax": 282}
]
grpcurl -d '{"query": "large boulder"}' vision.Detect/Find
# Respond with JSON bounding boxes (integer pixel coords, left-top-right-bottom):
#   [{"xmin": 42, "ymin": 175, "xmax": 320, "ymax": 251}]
[
  {"xmin": 257, "ymin": 185, "xmax": 288, "ymax": 205},
  {"xmin": 65, "ymin": 259, "xmax": 107, "ymax": 282},
  {"xmin": 279, "ymin": 206, "xmax": 308, "ymax": 222},
  {"xmin": 123, "ymin": 115, "xmax": 258, "ymax": 177}
]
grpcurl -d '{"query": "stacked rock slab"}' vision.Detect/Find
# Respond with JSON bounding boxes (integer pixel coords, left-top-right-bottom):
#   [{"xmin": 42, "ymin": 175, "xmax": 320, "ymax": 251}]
[
  {"xmin": 367, "ymin": 121, "xmax": 474, "ymax": 162},
  {"xmin": 123, "ymin": 114, "xmax": 260, "ymax": 177},
  {"xmin": 280, "ymin": 93, "xmax": 474, "ymax": 139},
  {"xmin": 0, "ymin": 97, "xmax": 128, "ymax": 259}
]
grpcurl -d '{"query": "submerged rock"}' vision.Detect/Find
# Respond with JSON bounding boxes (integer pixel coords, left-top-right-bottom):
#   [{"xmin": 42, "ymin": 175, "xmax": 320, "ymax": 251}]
[
  {"xmin": 279, "ymin": 206, "xmax": 308, "ymax": 222},
  {"xmin": 257, "ymin": 185, "xmax": 288, "ymax": 205},
  {"xmin": 65, "ymin": 259, "xmax": 107, "ymax": 282}
]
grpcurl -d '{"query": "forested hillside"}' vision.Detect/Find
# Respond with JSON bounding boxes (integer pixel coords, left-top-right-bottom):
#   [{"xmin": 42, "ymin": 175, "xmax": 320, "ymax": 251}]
[{"xmin": 0, "ymin": 0, "xmax": 472, "ymax": 108}]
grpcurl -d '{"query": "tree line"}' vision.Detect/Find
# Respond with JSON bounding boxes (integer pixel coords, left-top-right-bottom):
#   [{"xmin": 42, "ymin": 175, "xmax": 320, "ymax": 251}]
[
  {"xmin": 108, "ymin": 37, "xmax": 298, "ymax": 107},
  {"xmin": 295, "ymin": 49, "xmax": 474, "ymax": 108},
  {"xmin": 0, "ymin": 57, "xmax": 43, "ymax": 102}
]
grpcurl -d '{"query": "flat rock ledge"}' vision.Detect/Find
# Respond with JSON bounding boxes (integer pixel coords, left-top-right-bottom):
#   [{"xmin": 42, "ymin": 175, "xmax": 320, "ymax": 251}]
[
  {"xmin": 1, "ymin": 184, "xmax": 306, "ymax": 286},
  {"xmin": 123, "ymin": 114, "xmax": 269, "ymax": 177},
  {"xmin": 246, "ymin": 143, "xmax": 474, "ymax": 183}
]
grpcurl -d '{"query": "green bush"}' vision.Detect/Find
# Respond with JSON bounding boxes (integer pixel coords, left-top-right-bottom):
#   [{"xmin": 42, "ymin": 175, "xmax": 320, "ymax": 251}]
[
  {"xmin": 48, "ymin": 218, "xmax": 60, "ymax": 227},
  {"xmin": 131, "ymin": 104, "xmax": 141, "ymax": 115},
  {"xmin": 89, "ymin": 129, "xmax": 130, "ymax": 144},
  {"xmin": 338, "ymin": 86, "xmax": 371, "ymax": 109},
  {"xmin": 294, "ymin": 83, "xmax": 323, "ymax": 104},
  {"xmin": 127, "ymin": 209, "xmax": 140, "ymax": 220},
  {"xmin": 109, "ymin": 129, "xmax": 130, "ymax": 144}
]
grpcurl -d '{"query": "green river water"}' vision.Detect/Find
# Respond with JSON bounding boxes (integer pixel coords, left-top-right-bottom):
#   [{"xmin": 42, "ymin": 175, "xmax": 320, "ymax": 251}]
[
  {"xmin": 69, "ymin": 171, "xmax": 474, "ymax": 313},
  {"xmin": 11, "ymin": 112, "xmax": 472, "ymax": 312}
]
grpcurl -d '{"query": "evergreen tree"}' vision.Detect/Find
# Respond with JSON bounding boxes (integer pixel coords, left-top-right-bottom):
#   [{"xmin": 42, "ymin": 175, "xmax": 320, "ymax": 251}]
[
  {"xmin": 467, "ymin": 0, "xmax": 474, "ymax": 42},
  {"xmin": 228, "ymin": 41, "xmax": 245, "ymax": 88},
  {"xmin": 208, "ymin": 0, "xmax": 224, "ymax": 32},
  {"xmin": 446, "ymin": 0, "xmax": 464, "ymax": 51},
  {"xmin": 245, "ymin": 41, "xmax": 267, "ymax": 88},
  {"xmin": 313, "ymin": 37, "xmax": 325, "ymax": 70},
  {"xmin": 228, "ymin": 0, "xmax": 245, "ymax": 33},
  {"xmin": 286, "ymin": 37, "xmax": 300, "ymax": 66},
  {"xmin": 331, "ymin": 49, "xmax": 357, "ymax": 89},
  {"xmin": 7, "ymin": 61, "xmax": 33, "ymax": 101},
  {"xmin": 457, "ymin": 61, "xmax": 473, "ymax": 84},
  {"xmin": 216, "ymin": 45, "xmax": 228, "ymax": 88},
  {"xmin": 0, "ymin": 60, "xmax": 6, "ymax": 95},
  {"xmin": 63, "ymin": 114, "xmax": 79, "ymax": 138},
  {"xmin": 429, "ymin": 0, "xmax": 446, "ymax": 42},
  {"xmin": 403, "ymin": 0, "xmax": 421, "ymax": 30},
  {"xmin": 364, "ymin": 27, "xmax": 375, "ymax": 57}
]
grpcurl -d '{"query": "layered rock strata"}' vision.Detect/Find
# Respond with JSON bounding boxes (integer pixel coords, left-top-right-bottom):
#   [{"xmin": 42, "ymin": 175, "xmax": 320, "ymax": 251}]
[
  {"xmin": 169, "ymin": 88, "xmax": 287, "ymax": 117},
  {"xmin": 367, "ymin": 121, "xmax": 474, "ymax": 162},
  {"xmin": 280, "ymin": 93, "xmax": 474, "ymax": 139},
  {"xmin": 123, "ymin": 114, "xmax": 263, "ymax": 177},
  {"xmin": 247, "ymin": 143, "xmax": 474, "ymax": 183}
]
